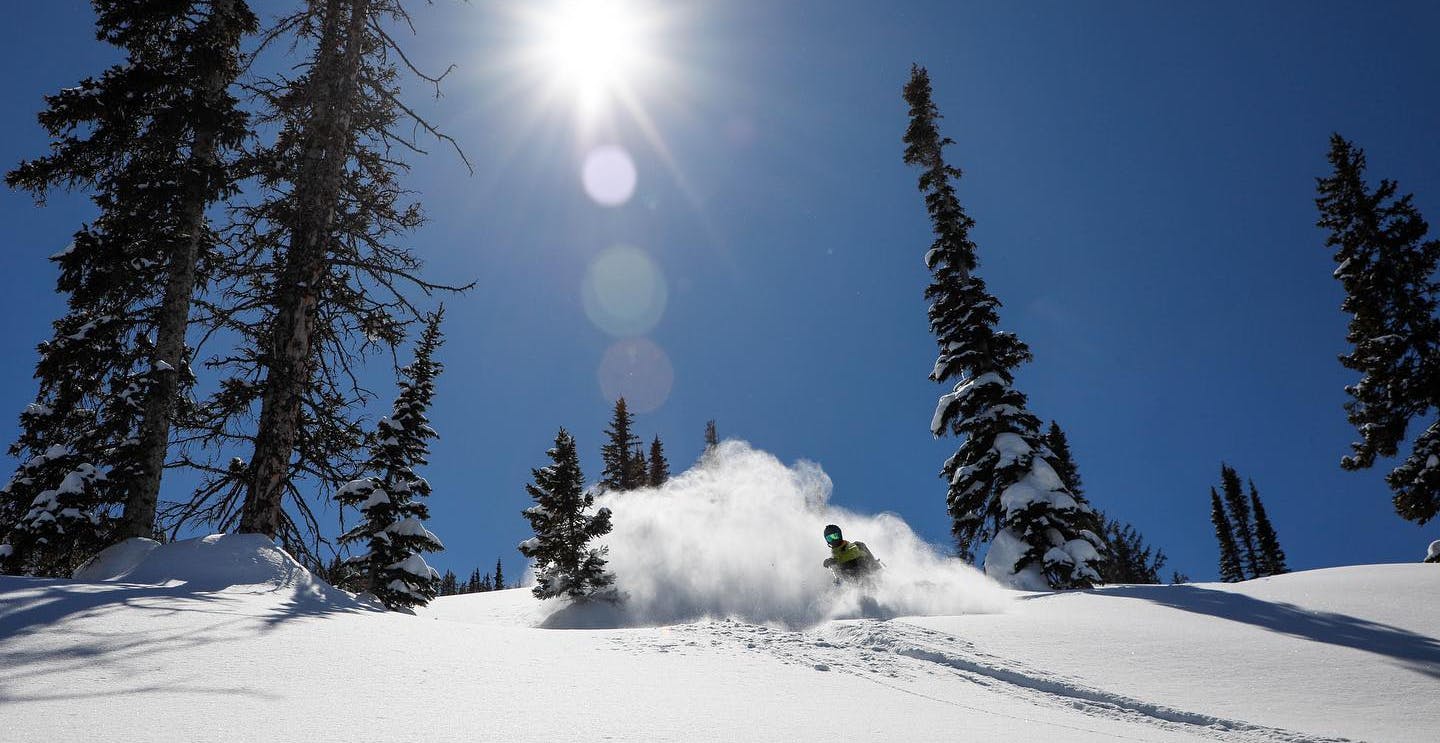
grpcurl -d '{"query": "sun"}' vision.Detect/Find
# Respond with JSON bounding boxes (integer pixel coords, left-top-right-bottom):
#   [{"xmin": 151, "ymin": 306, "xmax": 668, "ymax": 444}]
[{"xmin": 531, "ymin": 0, "xmax": 651, "ymax": 112}]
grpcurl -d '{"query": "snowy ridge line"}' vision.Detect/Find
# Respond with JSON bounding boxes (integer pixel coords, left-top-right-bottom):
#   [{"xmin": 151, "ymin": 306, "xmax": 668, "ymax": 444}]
[{"xmin": 821, "ymin": 622, "xmax": 1355, "ymax": 743}]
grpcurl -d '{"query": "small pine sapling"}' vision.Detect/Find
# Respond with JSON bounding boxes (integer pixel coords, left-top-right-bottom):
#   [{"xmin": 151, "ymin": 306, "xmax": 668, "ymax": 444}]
[
  {"xmin": 518, "ymin": 428, "xmax": 616, "ymax": 601},
  {"xmin": 336, "ymin": 312, "xmax": 447, "ymax": 610}
]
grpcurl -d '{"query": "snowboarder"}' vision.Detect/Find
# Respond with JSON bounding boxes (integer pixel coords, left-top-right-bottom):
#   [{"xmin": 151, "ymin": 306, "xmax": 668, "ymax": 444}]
[{"xmin": 822, "ymin": 524, "xmax": 880, "ymax": 580}]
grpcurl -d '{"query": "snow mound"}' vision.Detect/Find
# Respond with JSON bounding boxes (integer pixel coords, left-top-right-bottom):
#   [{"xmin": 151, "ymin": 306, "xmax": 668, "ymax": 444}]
[
  {"xmin": 74, "ymin": 536, "xmax": 163, "ymax": 580},
  {"xmin": 76, "ymin": 534, "xmax": 360, "ymax": 606},
  {"xmin": 537, "ymin": 441, "xmax": 1013, "ymax": 628}
]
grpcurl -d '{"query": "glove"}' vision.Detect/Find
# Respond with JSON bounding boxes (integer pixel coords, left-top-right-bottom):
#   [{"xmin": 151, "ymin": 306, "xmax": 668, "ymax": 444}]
[{"xmin": 823, "ymin": 558, "xmax": 836, "ymax": 568}]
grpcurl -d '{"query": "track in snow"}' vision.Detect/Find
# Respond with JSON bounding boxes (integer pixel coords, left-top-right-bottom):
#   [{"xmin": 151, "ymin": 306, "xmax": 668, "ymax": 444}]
[{"xmin": 612, "ymin": 619, "xmax": 1356, "ymax": 743}]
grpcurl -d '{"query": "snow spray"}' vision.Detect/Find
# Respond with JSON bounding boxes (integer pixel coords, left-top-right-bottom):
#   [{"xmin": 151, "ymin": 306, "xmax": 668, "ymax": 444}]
[{"xmin": 541, "ymin": 441, "xmax": 1012, "ymax": 628}]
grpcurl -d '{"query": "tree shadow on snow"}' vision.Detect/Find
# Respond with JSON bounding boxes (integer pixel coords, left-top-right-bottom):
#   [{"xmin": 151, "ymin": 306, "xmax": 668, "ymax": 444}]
[
  {"xmin": 1096, "ymin": 584, "xmax": 1440, "ymax": 679},
  {"xmin": 0, "ymin": 577, "xmax": 375, "ymax": 703}
]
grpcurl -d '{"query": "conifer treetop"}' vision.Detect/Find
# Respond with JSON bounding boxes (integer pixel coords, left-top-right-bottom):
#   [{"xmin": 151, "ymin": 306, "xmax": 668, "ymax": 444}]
[
  {"xmin": 601, "ymin": 398, "xmax": 642, "ymax": 491},
  {"xmin": 1316, "ymin": 134, "xmax": 1440, "ymax": 523},
  {"xmin": 648, "ymin": 435, "xmax": 670, "ymax": 487},
  {"xmin": 1249, "ymin": 479, "xmax": 1288, "ymax": 576}
]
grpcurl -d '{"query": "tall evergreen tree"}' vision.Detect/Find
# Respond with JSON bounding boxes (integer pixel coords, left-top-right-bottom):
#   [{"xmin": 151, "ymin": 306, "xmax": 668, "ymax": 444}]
[
  {"xmin": 438, "ymin": 569, "xmax": 458, "ymax": 596},
  {"xmin": 600, "ymin": 398, "xmax": 642, "ymax": 491},
  {"xmin": 648, "ymin": 435, "xmax": 670, "ymax": 487},
  {"xmin": 335, "ymin": 312, "xmax": 446, "ymax": 610},
  {"xmin": 173, "ymin": 0, "xmax": 469, "ymax": 568},
  {"xmin": 0, "ymin": 0, "xmax": 256, "ymax": 574},
  {"xmin": 467, "ymin": 567, "xmax": 482, "ymax": 594},
  {"xmin": 1317, "ymin": 134, "xmax": 1440, "ymax": 524},
  {"xmin": 629, "ymin": 444, "xmax": 648, "ymax": 489},
  {"xmin": 493, "ymin": 558, "xmax": 505, "ymax": 591},
  {"xmin": 1220, "ymin": 463, "xmax": 1259, "ymax": 579},
  {"xmin": 704, "ymin": 420, "xmax": 718, "ymax": 451},
  {"xmin": 1043, "ymin": 422, "xmax": 1083, "ymax": 498},
  {"xmin": 1210, "ymin": 488, "xmax": 1245, "ymax": 582},
  {"xmin": 1249, "ymin": 480, "xmax": 1288, "ymax": 576},
  {"xmin": 518, "ymin": 428, "xmax": 615, "ymax": 601},
  {"xmin": 1099, "ymin": 516, "xmax": 1167, "ymax": 584},
  {"xmin": 903, "ymin": 65, "xmax": 1105, "ymax": 589}
]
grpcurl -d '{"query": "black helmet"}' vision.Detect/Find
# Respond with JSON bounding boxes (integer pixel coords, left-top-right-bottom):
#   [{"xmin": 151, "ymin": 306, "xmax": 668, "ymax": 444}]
[{"xmin": 823, "ymin": 524, "xmax": 843, "ymax": 545}]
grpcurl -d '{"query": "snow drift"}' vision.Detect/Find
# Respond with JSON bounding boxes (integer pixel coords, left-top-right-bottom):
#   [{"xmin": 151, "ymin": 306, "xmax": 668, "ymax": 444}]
[
  {"xmin": 540, "ymin": 441, "xmax": 1012, "ymax": 628},
  {"xmin": 75, "ymin": 533, "xmax": 367, "ymax": 609}
]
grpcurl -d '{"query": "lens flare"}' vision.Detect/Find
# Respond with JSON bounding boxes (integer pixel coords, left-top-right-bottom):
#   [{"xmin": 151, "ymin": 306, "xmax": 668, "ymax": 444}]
[
  {"xmin": 597, "ymin": 337, "xmax": 674, "ymax": 413},
  {"xmin": 581, "ymin": 145, "xmax": 637, "ymax": 206},
  {"xmin": 582, "ymin": 244, "xmax": 666, "ymax": 337}
]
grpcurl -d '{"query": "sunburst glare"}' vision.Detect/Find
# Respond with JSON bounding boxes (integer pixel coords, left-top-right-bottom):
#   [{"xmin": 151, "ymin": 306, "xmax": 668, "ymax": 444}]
[{"xmin": 525, "ymin": 0, "xmax": 657, "ymax": 120}]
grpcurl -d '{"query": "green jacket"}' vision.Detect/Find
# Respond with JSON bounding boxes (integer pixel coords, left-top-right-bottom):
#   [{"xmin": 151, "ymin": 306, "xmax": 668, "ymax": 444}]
[{"xmin": 826, "ymin": 540, "xmax": 876, "ymax": 572}]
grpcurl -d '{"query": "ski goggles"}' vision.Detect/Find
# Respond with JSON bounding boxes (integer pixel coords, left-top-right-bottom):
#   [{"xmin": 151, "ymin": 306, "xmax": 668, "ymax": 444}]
[{"xmin": 825, "ymin": 533, "xmax": 842, "ymax": 544}]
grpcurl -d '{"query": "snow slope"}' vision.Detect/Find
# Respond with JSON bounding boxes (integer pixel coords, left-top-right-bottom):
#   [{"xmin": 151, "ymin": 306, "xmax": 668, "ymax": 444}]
[{"xmin": 2, "ymin": 534, "xmax": 1435, "ymax": 742}]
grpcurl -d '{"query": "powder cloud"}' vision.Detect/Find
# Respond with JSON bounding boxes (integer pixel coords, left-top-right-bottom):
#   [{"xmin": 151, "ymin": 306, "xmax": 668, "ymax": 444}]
[{"xmin": 539, "ymin": 441, "xmax": 1012, "ymax": 628}]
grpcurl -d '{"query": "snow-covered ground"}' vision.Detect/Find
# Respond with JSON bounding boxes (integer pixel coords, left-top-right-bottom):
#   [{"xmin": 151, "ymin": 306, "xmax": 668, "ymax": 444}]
[{"xmin": 1, "ymin": 532, "xmax": 1435, "ymax": 742}]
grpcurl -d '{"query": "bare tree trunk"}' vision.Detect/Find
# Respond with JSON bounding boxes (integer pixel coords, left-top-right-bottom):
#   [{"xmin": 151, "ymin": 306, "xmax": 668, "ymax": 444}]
[
  {"xmin": 240, "ymin": 0, "xmax": 367, "ymax": 537},
  {"xmin": 119, "ymin": 0, "xmax": 243, "ymax": 541}
]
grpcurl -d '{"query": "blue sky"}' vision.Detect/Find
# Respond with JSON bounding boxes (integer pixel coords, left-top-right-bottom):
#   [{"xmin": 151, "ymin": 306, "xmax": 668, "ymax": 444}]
[{"xmin": 1, "ymin": 1, "xmax": 1437, "ymax": 582}]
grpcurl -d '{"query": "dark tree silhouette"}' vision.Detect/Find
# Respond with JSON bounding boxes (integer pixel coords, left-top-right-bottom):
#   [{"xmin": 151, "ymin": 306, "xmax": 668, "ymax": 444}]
[{"xmin": 1317, "ymin": 134, "xmax": 1440, "ymax": 524}]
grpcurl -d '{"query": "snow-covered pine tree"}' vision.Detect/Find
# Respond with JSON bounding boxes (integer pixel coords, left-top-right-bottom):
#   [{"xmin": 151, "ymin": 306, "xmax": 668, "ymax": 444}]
[
  {"xmin": 600, "ymin": 398, "xmax": 642, "ymax": 491},
  {"xmin": 648, "ymin": 435, "xmax": 670, "ymax": 487},
  {"xmin": 1219, "ymin": 464, "xmax": 1259, "ymax": 579},
  {"xmin": 335, "ymin": 312, "xmax": 446, "ymax": 610},
  {"xmin": 0, "ymin": 405, "xmax": 114, "ymax": 576},
  {"xmin": 493, "ymin": 558, "xmax": 505, "ymax": 591},
  {"xmin": 902, "ymin": 65, "xmax": 1105, "ymax": 589},
  {"xmin": 1248, "ymin": 480, "xmax": 1288, "ymax": 576},
  {"xmin": 1210, "ymin": 488, "xmax": 1245, "ymax": 582},
  {"xmin": 1317, "ymin": 134, "xmax": 1440, "ymax": 524},
  {"xmin": 519, "ymin": 428, "xmax": 616, "ymax": 601},
  {"xmin": 0, "ymin": 0, "xmax": 256, "ymax": 575}
]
